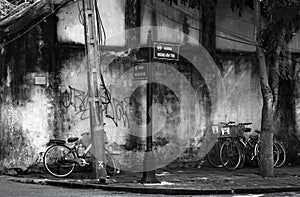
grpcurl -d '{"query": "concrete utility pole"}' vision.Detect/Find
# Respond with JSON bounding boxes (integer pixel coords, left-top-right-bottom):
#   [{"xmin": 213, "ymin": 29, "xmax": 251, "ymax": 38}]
[{"xmin": 82, "ymin": 0, "xmax": 107, "ymax": 182}]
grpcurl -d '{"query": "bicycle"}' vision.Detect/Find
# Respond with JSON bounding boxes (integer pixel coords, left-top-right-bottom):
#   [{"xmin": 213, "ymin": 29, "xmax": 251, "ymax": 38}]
[
  {"xmin": 43, "ymin": 132, "xmax": 120, "ymax": 178},
  {"xmin": 232, "ymin": 122, "xmax": 259, "ymax": 168},
  {"xmin": 253, "ymin": 130, "xmax": 286, "ymax": 168},
  {"xmin": 222, "ymin": 126, "xmax": 285, "ymax": 170},
  {"xmin": 218, "ymin": 122, "xmax": 244, "ymax": 170},
  {"xmin": 206, "ymin": 121, "xmax": 235, "ymax": 168}
]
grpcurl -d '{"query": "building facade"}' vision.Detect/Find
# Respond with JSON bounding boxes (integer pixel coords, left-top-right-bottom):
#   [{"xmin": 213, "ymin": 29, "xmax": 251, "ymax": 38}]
[{"xmin": 0, "ymin": 0, "xmax": 300, "ymax": 170}]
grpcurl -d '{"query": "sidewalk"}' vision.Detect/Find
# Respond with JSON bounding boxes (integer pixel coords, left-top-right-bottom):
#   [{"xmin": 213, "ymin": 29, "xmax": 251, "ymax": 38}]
[{"xmin": 4, "ymin": 165, "xmax": 300, "ymax": 195}]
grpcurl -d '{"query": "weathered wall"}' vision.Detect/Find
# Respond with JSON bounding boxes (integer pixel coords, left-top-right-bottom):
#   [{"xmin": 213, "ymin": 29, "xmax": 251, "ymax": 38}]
[
  {"xmin": 217, "ymin": 53, "xmax": 262, "ymax": 132},
  {"xmin": 0, "ymin": 16, "xmax": 57, "ymax": 170},
  {"xmin": 140, "ymin": 0, "xmax": 201, "ymax": 45},
  {"xmin": 56, "ymin": 0, "xmax": 126, "ymax": 46},
  {"xmin": 2, "ymin": 0, "xmax": 300, "ymax": 171},
  {"xmin": 53, "ymin": 44, "xmax": 263, "ymax": 170}
]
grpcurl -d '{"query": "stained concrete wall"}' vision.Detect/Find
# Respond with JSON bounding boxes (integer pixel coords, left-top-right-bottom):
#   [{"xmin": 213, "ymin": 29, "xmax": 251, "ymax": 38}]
[
  {"xmin": 54, "ymin": 44, "xmax": 263, "ymax": 170},
  {"xmin": 0, "ymin": 18, "xmax": 57, "ymax": 170},
  {"xmin": 57, "ymin": 0, "xmax": 126, "ymax": 46}
]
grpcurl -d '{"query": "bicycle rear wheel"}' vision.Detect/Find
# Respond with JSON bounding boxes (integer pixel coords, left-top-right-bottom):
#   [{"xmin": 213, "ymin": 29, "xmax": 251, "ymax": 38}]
[
  {"xmin": 220, "ymin": 141, "xmax": 241, "ymax": 171},
  {"xmin": 255, "ymin": 142, "xmax": 279, "ymax": 166},
  {"xmin": 43, "ymin": 144, "xmax": 76, "ymax": 178},
  {"xmin": 274, "ymin": 141, "xmax": 286, "ymax": 168},
  {"xmin": 206, "ymin": 139, "xmax": 223, "ymax": 168}
]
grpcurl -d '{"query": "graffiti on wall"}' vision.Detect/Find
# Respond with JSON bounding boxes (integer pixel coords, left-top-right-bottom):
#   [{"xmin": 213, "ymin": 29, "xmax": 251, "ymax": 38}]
[
  {"xmin": 60, "ymin": 86, "xmax": 89, "ymax": 120},
  {"xmin": 60, "ymin": 86, "xmax": 131, "ymax": 128},
  {"xmin": 104, "ymin": 97, "xmax": 131, "ymax": 128}
]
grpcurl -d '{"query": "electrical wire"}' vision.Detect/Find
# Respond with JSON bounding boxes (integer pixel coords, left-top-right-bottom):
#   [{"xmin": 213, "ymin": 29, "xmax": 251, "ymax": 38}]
[
  {"xmin": 160, "ymin": 0, "xmax": 255, "ymax": 43},
  {"xmin": 145, "ymin": 1, "xmax": 300, "ymax": 55},
  {"xmin": 1, "ymin": 0, "xmax": 73, "ymax": 47},
  {"xmin": 144, "ymin": 1, "xmax": 257, "ymax": 47},
  {"xmin": 93, "ymin": 0, "xmax": 117, "ymax": 126}
]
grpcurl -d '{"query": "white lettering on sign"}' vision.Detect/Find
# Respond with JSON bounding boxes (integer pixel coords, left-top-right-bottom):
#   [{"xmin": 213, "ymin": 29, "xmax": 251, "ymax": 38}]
[
  {"xmin": 134, "ymin": 72, "xmax": 146, "ymax": 77},
  {"xmin": 153, "ymin": 42, "xmax": 180, "ymax": 61},
  {"xmin": 158, "ymin": 52, "xmax": 165, "ymax": 57},
  {"xmin": 164, "ymin": 46, "xmax": 172, "ymax": 51}
]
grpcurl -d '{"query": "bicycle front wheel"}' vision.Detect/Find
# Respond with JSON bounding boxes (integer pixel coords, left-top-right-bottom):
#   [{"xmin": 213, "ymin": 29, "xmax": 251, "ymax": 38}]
[
  {"xmin": 220, "ymin": 141, "xmax": 241, "ymax": 171},
  {"xmin": 43, "ymin": 144, "xmax": 76, "ymax": 178},
  {"xmin": 206, "ymin": 139, "xmax": 223, "ymax": 168}
]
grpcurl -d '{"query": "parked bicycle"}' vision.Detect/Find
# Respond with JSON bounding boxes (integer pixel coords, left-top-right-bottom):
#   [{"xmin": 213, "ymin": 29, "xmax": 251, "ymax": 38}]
[
  {"xmin": 206, "ymin": 121, "xmax": 286, "ymax": 171},
  {"xmin": 253, "ymin": 130, "xmax": 286, "ymax": 168},
  {"xmin": 218, "ymin": 122, "xmax": 247, "ymax": 170},
  {"xmin": 206, "ymin": 121, "xmax": 236, "ymax": 168},
  {"xmin": 43, "ymin": 132, "xmax": 120, "ymax": 178}
]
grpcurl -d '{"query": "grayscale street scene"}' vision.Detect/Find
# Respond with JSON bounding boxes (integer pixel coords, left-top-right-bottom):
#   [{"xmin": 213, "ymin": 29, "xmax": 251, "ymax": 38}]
[{"xmin": 1, "ymin": 0, "xmax": 300, "ymax": 196}]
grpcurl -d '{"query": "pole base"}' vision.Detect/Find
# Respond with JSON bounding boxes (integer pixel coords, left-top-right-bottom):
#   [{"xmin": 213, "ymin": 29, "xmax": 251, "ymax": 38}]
[
  {"xmin": 98, "ymin": 178, "xmax": 107, "ymax": 184},
  {"xmin": 140, "ymin": 170, "xmax": 160, "ymax": 184}
]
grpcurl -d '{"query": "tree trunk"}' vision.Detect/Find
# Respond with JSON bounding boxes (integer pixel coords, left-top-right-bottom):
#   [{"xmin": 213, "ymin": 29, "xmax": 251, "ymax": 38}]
[
  {"xmin": 259, "ymin": 98, "xmax": 275, "ymax": 177},
  {"xmin": 254, "ymin": 0, "xmax": 276, "ymax": 177}
]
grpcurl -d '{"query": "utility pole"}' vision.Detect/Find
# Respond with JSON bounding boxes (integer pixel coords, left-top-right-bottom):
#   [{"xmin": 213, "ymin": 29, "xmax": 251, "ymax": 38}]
[
  {"xmin": 82, "ymin": 0, "xmax": 107, "ymax": 183},
  {"xmin": 141, "ymin": 30, "xmax": 160, "ymax": 183}
]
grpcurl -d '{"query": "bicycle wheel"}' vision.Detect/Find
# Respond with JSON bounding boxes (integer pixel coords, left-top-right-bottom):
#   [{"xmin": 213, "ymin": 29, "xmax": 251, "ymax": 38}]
[
  {"xmin": 220, "ymin": 140, "xmax": 241, "ymax": 170},
  {"xmin": 206, "ymin": 139, "xmax": 223, "ymax": 168},
  {"xmin": 238, "ymin": 144, "xmax": 246, "ymax": 168},
  {"xmin": 255, "ymin": 142, "xmax": 279, "ymax": 166},
  {"xmin": 274, "ymin": 141, "xmax": 286, "ymax": 168},
  {"xmin": 245, "ymin": 145, "xmax": 258, "ymax": 167},
  {"xmin": 43, "ymin": 144, "xmax": 76, "ymax": 178}
]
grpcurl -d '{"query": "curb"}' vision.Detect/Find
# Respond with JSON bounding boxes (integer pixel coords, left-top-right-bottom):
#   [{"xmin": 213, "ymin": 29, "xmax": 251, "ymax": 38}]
[
  {"xmin": 9, "ymin": 177, "xmax": 300, "ymax": 195},
  {"xmin": 44, "ymin": 180, "xmax": 234, "ymax": 195}
]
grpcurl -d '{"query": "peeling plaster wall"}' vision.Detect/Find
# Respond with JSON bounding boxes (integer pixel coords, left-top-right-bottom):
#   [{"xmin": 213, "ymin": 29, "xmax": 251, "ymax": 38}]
[
  {"xmin": 55, "ymin": 47, "xmax": 263, "ymax": 168},
  {"xmin": 56, "ymin": 0, "xmax": 125, "ymax": 46},
  {"xmin": 218, "ymin": 54, "xmax": 262, "ymax": 132},
  {"xmin": 0, "ymin": 16, "xmax": 57, "ymax": 170},
  {"xmin": 140, "ymin": 0, "xmax": 201, "ymax": 45},
  {"xmin": 0, "ymin": 73, "xmax": 54, "ymax": 169},
  {"xmin": 53, "ymin": 0, "xmax": 265, "ymax": 167},
  {"xmin": 2, "ymin": 0, "xmax": 298, "ymax": 170},
  {"xmin": 55, "ymin": 47, "xmax": 211, "ymax": 170}
]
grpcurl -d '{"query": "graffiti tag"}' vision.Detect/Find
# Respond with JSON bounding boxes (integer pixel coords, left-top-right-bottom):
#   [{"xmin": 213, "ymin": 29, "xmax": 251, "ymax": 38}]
[{"xmin": 60, "ymin": 86, "xmax": 131, "ymax": 127}]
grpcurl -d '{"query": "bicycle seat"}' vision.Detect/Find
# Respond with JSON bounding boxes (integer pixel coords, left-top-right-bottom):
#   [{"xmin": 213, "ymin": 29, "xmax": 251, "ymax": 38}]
[{"xmin": 67, "ymin": 137, "xmax": 79, "ymax": 143}]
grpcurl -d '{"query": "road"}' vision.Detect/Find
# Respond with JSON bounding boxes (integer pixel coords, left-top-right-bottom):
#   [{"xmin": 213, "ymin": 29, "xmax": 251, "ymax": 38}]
[
  {"xmin": 1, "ymin": 177, "xmax": 300, "ymax": 197},
  {"xmin": 0, "ymin": 178, "xmax": 158, "ymax": 197}
]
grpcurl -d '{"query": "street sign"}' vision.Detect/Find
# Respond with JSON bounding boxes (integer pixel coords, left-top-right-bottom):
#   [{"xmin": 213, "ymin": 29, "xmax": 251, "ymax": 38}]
[
  {"xmin": 133, "ymin": 64, "xmax": 148, "ymax": 80},
  {"xmin": 153, "ymin": 42, "xmax": 180, "ymax": 61}
]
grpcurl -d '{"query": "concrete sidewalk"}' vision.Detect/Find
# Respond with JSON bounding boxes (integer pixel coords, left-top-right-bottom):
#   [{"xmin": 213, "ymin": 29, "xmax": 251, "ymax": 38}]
[{"xmin": 5, "ymin": 165, "xmax": 300, "ymax": 195}]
